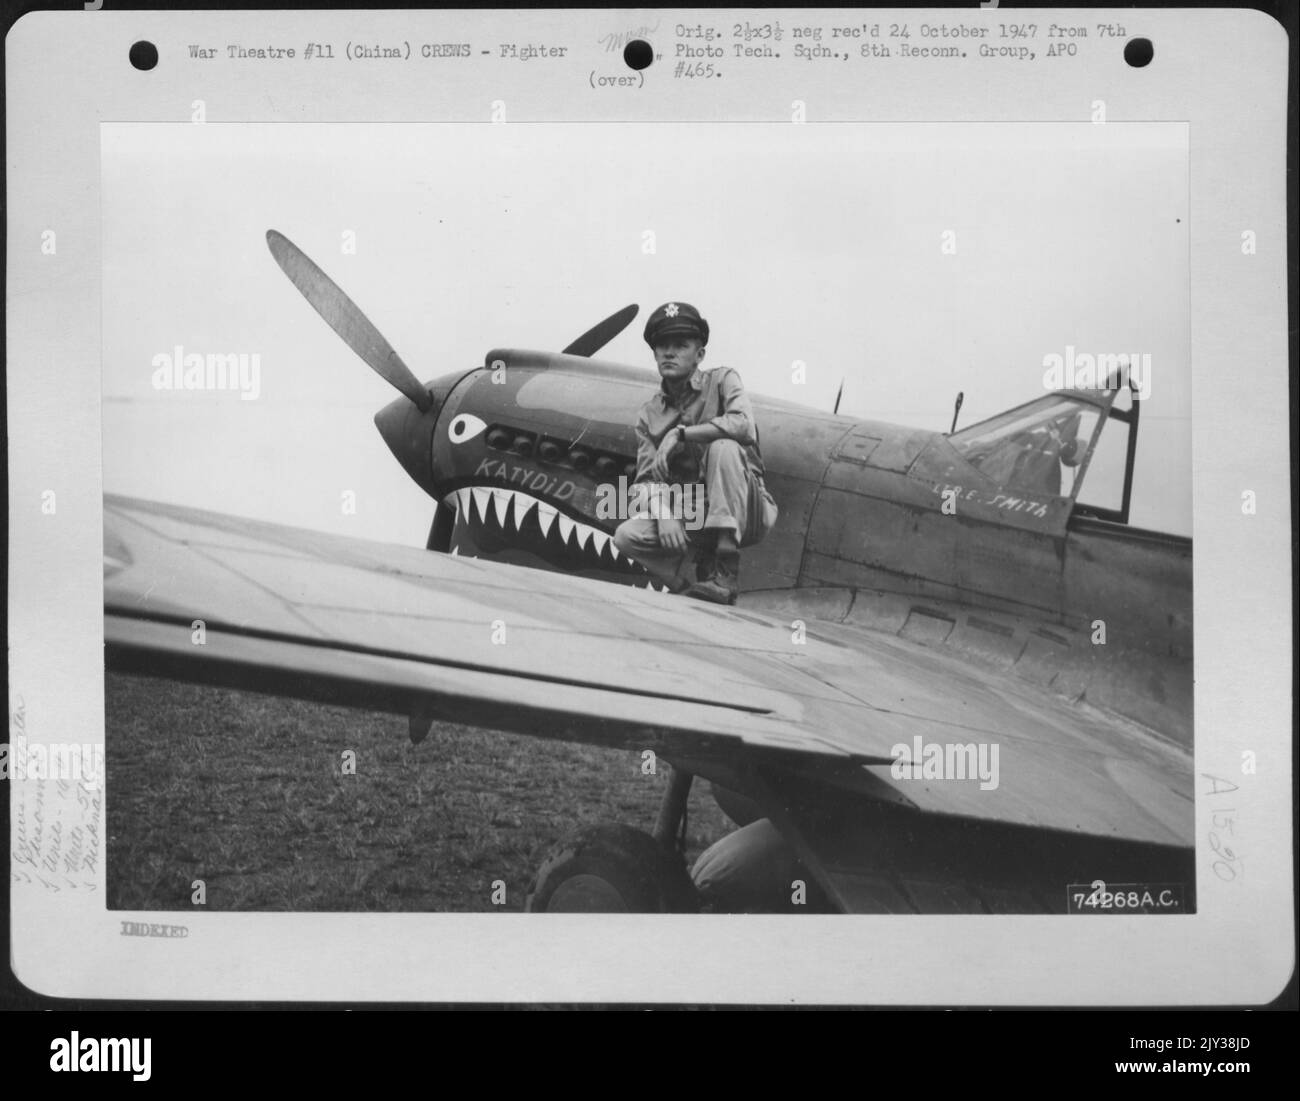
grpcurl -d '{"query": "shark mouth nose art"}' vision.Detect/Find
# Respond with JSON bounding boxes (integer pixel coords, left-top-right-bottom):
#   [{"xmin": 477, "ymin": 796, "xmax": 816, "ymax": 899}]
[{"xmin": 446, "ymin": 486, "xmax": 670, "ymax": 591}]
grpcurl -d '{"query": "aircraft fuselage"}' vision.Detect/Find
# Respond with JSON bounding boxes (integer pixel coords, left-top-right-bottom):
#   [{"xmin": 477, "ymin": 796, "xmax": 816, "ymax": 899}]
[{"xmin": 374, "ymin": 349, "xmax": 1191, "ymax": 743}]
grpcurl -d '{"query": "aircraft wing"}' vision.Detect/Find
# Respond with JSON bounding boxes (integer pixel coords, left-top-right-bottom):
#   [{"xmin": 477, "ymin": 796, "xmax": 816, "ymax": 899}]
[{"xmin": 103, "ymin": 495, "xmax": 1192, "ymax": 852}]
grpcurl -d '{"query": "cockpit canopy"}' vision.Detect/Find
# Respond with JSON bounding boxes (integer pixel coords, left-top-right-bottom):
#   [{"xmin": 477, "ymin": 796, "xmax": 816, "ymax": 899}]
[
  {"xmin": 950, "ymin": 394, "xmax": 1103, "ymax": 498},
  {"xmin": 948, "ymin": 389, "xmax": 1140, "ymax": 524}
]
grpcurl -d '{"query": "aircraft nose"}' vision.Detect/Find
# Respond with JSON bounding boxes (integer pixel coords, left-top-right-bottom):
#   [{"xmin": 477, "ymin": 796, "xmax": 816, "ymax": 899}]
[{"xmin": 374, "ymin": 391, "xmax": 441, "ymax": 498}]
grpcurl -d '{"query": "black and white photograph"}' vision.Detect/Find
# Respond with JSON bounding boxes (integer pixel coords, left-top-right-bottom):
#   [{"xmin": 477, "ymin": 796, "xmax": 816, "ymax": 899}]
[
  {"xmin": 99, "ymin": 120, "xmax": 1194, "ymax": 916},
  {"xmin": 4, "ymin": 6, "xmax": 1292, "ymax": 1013}
]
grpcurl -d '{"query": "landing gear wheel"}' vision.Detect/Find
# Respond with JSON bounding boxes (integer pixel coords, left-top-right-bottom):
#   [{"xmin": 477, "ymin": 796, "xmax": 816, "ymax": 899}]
[{"xmin": 525, "ymin": 824, "xmax": 699, "ymax": 913}]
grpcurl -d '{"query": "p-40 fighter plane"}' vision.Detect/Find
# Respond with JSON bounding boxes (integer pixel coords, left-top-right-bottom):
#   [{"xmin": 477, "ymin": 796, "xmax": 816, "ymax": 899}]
[{"xmin": 103, "ymin": 231, "xmax": 1193, "ymax": 915}]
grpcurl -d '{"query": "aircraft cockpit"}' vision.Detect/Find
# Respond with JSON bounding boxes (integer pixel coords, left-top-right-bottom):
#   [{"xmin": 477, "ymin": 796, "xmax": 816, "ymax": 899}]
[
  {"xmin": 950, "ymin": 395, "xmax": 1100, "ymax": 498},
  {"xmin": 946, "ymin": 384, "xmax": 1141, "ymax": 526}
]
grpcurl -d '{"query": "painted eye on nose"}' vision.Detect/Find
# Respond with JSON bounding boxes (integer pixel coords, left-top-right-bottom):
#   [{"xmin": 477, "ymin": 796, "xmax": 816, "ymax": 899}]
[{"xmin": 447, "ymin": 413, "xmax": 487, "ymax": 444}]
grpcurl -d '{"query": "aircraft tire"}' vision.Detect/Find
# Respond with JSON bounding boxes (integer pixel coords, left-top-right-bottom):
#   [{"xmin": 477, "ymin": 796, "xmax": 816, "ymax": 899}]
[{"xmin": 525, "ymin": 824, "xmax": 698, "ymax": 913}]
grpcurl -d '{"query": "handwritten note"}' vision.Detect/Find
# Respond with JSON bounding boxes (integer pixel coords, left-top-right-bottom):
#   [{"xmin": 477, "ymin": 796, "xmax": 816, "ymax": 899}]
[
  {"xmin": 12, "ymin": 778, "xmax": 102, "ymax": 893},
  {"xmin": 597, "ymin": 17, "xmax": 661, "ymax": 53},
  {"xmin": 10, "ymin": 692, "xmax": 104, "ymax": 892}
]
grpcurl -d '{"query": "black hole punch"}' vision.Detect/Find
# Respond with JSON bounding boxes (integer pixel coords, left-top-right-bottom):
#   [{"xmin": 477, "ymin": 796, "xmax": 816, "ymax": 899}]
[
  {"xmin": 129, "ymin": 41, "xmax": 159, "ymax": 72},
  {"xmin": 1124, "ymin": 38, "xmax": 1153, "ymax": 68},
  {"xmin": 623, "ymin": 39, "xmax": 653, "ymax": 71}
]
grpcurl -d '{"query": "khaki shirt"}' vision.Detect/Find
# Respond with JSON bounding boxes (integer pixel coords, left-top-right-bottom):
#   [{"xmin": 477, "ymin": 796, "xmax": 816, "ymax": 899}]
[{"xmin": 633, "ymin": 366, "xmax": 766, "ymax": 487}]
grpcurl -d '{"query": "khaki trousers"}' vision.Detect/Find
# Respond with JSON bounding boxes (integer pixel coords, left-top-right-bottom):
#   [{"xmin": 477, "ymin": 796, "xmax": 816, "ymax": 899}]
[{"xmin": 612, "ymin": 439, "xmax": 777, "ymax": 589}]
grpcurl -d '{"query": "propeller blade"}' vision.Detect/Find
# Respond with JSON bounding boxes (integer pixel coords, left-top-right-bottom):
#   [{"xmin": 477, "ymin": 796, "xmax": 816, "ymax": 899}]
[
  {"xmin": 832, "ymin": 378, "xmax": 845, "ymax": 416},
  {"xmin": 561, "ymin": 303, "xmax": 639, "ymax": 357},
  {"xmin": 426, "ymin": 504, "xmax": 456, "ymax": 552},
  {"xmin": 266, "ymin": 229, "xmax": 431, "ymax": 412}
]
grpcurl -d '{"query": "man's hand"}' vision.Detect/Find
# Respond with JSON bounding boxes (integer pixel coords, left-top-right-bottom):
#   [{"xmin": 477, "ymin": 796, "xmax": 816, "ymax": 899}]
[
  {"xmin": 650, "ymin": 429, "xmax": 680, "ymax": 482},
  {"xmin": 656, "ymin": 516, "xmax": 689, "ymax": 553}
]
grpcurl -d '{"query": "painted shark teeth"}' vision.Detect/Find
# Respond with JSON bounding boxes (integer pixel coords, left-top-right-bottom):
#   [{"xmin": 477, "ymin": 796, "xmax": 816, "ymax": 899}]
[
  {"xmin": 535, "ymin": 501, "xmax": 557, "ymax": 539},
  {"xmin": 490, "ymin": 487, "xmax": 510, "ymax": 529},
  {"xmin": 511, "ymin": 491, "xmax": 532, "ymax": 530},
  {"xmin": 452, "ymin": 484, "xmax": 649, "ymax": 579}
]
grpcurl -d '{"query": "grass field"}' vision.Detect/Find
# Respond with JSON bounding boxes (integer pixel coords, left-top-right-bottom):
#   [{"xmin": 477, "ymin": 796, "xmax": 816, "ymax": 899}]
[{"xmin": 105, "ymin": 672, "xmax": 733, "ymax": 912}]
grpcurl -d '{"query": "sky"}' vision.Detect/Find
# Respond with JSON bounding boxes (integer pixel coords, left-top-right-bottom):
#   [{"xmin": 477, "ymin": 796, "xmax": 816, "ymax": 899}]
[{"xmin": 102, "ymin": 121, "xmax": 1190, "ymax": 544}]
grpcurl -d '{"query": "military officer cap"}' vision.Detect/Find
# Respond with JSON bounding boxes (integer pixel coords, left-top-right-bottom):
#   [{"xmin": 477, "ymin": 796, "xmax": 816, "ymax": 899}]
[{"xmin": 644, "ymin": 301, "xmax": 709, "ymax": 346}]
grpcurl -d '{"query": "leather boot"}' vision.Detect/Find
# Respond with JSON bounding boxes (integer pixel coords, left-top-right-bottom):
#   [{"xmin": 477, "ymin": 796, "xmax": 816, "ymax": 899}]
[{"xmin": 686, "ymin": 550, "xmax": 739, "ymax": 605}]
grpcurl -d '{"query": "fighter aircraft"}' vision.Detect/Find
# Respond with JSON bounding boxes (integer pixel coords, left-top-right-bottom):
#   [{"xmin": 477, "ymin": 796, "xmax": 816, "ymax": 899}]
[{"xmin": 103, "ymin": 230, "xmax": 1194, "ymax": 914}]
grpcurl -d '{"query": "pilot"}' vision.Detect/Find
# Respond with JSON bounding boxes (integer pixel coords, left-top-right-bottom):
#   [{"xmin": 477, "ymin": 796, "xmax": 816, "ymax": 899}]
[
  {"xmin": 612, "ymin": 302, "xmax": 778, "ymax": 604},
  {"xmin": 973, "ymin": 411, "xmax": 1084, "ymax": 496},
  {"xmin": 1017, "ymin": 412, "xmax": 1083, "ymax": 495}
]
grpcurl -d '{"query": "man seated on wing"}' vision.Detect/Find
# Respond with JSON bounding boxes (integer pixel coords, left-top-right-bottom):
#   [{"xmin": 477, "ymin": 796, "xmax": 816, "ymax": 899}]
[{"xmin": 612, "ymin": 301, "xmax": 778, "ymax": 604}]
